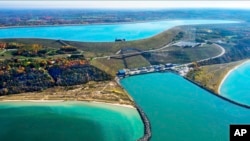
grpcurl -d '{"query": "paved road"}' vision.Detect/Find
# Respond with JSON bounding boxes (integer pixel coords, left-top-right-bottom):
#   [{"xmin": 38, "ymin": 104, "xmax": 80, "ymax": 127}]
[
  {"xmin": 92, "ymin": 42, "xmax": 224, "ymax": 63},
  {"xmin": 183, "ymin": 43, "xmax": 226, "ymax": 66},
  {"xmin": 92, "ymin": 42, "xmax": 175, "ymax": 60}
]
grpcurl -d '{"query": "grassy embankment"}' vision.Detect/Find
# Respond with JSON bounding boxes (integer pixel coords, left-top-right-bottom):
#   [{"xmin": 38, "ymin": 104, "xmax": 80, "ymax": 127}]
[
  {"xmin": 186, "ymin": 59, "xmax": 247, "ymax": 94},
  {"xmin": 145, "ymin": 43, "xmax": 222, "ymax": 64},
  {"xmin": 1, "ymin": 26, "xmax": 224, "ymax": 76},
  {"xmin": 0, "ymin": 27, "xmax": 181, "ymax": 76},
  {"xmin": 0, "ymin": 25, "xmax": 233, "ymax": 103},
  {"xmin": 0, "ymin": 26, "xmax": 181, "ymax": 104},
  {"xmin": 0, "ymin": 26, "xmax": 181, "ymax": 103}
]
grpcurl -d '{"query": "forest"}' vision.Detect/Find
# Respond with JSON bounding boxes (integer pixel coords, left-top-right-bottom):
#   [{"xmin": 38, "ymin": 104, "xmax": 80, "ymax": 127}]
[{"xmin": 0, "ymin": 57, "xmax": 111, "ymax": 95}]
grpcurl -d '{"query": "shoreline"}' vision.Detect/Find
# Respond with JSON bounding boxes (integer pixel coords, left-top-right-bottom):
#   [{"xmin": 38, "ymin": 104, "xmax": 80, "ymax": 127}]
[
  {"xmin": 218, "ymin": 59, "xmax": 250, "ymax": 94},
  {"xmin": 91, "ymin": 101, "xmax": 135, "ymax": 109},
  {"xmin": 116, "ymin": 77, "xmax": 151, "ymax": 141},
  {"xmin": 0, "ymin": 19, "xmax": 171, "ymax": 29},
  {"xmin": 0, "ymin": 19, "xmax": 241, "ymax": 43},
  {"xmin": 0, "ymin": 99, "xmax": 135, "ymax": 109},
  {"xmin": 0, "ymin": 19, "xmax": 241, "ymax": 30}
]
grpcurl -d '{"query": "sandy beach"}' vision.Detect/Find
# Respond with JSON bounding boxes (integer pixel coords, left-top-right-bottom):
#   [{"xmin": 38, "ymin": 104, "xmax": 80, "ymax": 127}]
[
  {"xmin": 218, "ymin": 59, "xmax": 250, "ymax": 94},
  {"xmin": 90, "ymin": 101, "xmax": 135, "ymax": 109},
  {"xmin": 1, "ymin": 99, "xmax": 135, "ymax": 109},
  {"xmin": 2, "ymin": 100, "xmax": 64, "ymax": 102}
]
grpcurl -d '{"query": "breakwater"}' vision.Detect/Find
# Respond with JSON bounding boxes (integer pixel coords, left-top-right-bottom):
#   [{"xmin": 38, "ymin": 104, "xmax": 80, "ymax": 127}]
[
  {"xmin": 115, "ymin": 77, "xmax": 152, "ymax": 141},
  {"xmin": 120, "ymin": 72, "xmax": 250, "ymax": 141},
  {"xmin": 184, "ymin": 77, "xmax": 250, "ymax": 109},
  {"xmin": 136, "ymin": 104, "xmax": 151, "ymax": 141}
]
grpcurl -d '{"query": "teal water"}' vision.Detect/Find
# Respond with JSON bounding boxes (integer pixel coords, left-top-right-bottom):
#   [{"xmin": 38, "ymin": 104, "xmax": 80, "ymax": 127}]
[
  {"xmin": 220, "ymin": 61, "xmax": 250, "ymax": 105},
  {"xmin": 0, "ymin": 20, "xmax": 239, "ymax": 42},
  {"xmin": 0, "ymin": 101, "xmax": 144, "ymax": 141},
  {"xmin": 121, "ymin": 73, "xmax": 250, "ymax": 141}
]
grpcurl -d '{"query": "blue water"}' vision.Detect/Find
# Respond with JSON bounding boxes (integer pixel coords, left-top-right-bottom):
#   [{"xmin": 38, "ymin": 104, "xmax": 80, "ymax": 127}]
[
  {"xmin": 0, "ymin": 101, "xmax": 144, "ymax": 141},
  {"xmin": 220, "ymin": 61, "xmax": 250, "ymax": 105},
  {"xmin": 121, "ymin": 73, "xmax": 250, "ymax": 141},
  {"xmin": 0, "ymin": 20, "xmax": 239, "ymax": 42}
]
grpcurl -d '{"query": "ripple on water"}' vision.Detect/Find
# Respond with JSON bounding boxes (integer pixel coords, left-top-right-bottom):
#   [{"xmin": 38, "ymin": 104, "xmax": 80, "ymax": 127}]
[
  {"xmin": 121, "ymin": 73, "xmax": 250, "ymax": 141},
  {"xmin": 0, "ymin": 20, "xmax": 240, "ymax": 42},
  {"xmin": 0, "ymin": 101, "xmax": 144, "ymax": 141},
  {"xmin": 220, "ymin": 61, "xmax": 250, "ymax": 106}
]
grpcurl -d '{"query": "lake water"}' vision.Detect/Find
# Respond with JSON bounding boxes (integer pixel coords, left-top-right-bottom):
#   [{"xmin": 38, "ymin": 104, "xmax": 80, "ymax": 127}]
[
  {"xmin": 0, "ymin": 20, "xmax": 239, "ymax": 42},
  {"xmin": 0, "ymin": 20, "xmax": 245, "ymax": 141},
  {"xmin": 220, "ymin": 61, "xmax": 250, "ymax": 105},
  {"xmin": 121, "ymin": 73, "xmax": 250, "ymax": 141},
  {"xmin": 0, "ymin": 101, "xmax": 143, "ymax": 141}
]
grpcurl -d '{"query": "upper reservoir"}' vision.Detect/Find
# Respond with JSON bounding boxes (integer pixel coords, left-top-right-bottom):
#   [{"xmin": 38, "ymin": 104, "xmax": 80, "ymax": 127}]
[
  {"xmin": 0, "ymin": 101, "xmax": 143, "ymax": 141},
  {"xmin": 0, "ymin": 20, "xmax": 239, "ymax": 42},
  {"xmin": 219, "ymin": 60, "xmax": 250, "ymax": 105},
  {"xmin": 121, "ymin": 73, "xmax": 250, "ymax": 141}
]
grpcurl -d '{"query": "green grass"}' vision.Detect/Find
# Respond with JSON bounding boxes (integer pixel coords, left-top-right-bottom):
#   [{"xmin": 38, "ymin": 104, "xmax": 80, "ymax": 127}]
[
  {"xmin": 0, "ymin": 26, "xmax": 224, "ymax": 76},
  {"xmin": 146, "ymin": 44, "xmax": 222, "ymax": 64},
  {"xmin": 0, "ymin": 38, "xmax": 63, "ymax": 49},
  {"xmin": 0, "ymin": 26, "xmax": 181, "ymax": 75},
  {"xmin": 0, "ymin": 26, "xmax": 181, "ymax": 56},
  {"xmin": 186, "ymin": 59, "xmax": 247, "ymax": 93},
  {"xmin": 0, "ymin": 51, "xmax": 12, "ymax": 59},
  {"xmin": 125, "ymin": 55, "xmax": 151, "ymax": 69},
  {"xmin": 90, "ymin": 58, "xmax": 125, "ymax": 77}
]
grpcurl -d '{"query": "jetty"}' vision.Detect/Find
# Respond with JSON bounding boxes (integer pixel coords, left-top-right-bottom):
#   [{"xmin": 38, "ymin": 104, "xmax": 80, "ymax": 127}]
[
  {"xmin": 136, "ymin": 104, "xmax": 151, "ymax": 141},
  {"xmin": 115, "ymin": 77, "xmax": 151, "ymax": 141},
  {"xmin": 184, "ymin": 76, "xmax": 250, "ymax": 109}
]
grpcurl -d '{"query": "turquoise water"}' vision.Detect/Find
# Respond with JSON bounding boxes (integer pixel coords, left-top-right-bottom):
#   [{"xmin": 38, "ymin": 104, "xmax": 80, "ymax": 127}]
[
  {"xmin": 220, "ymin": 61, "xmax": 250, "ymax": 105},
  {"xmin": 0, "ymin": 20, "xmax": 239, "ymax": 42},
  {"xmin": 121, "ymin": 73, "xmax": 250, "ymax": 141},
  {"xmin": 0, "ymin": 101, "xmax": 144, "ymax": 141}
]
